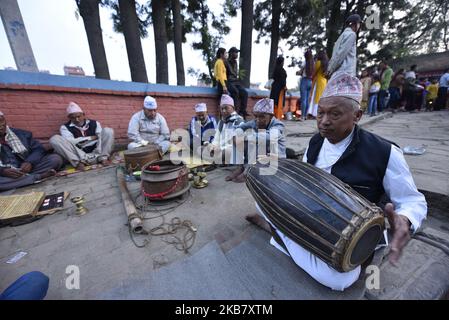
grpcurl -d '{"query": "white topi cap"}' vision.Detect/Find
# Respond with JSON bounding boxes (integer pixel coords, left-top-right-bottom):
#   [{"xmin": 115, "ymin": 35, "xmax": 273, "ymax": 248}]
[
  {"xmin": 195, "ymin": 103, "xmax": 207, "ymax": 113},
  {"xmin": 143, "ymin": 96, "xmax": 157, "ymax": 110}
]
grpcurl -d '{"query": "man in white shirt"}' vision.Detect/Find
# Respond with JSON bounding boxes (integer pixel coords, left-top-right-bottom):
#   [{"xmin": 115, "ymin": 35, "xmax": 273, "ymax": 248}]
[
  {"xmin": 246, "ymin": 72, "xmax": 427, "ymax": 291},
  {"xmin": 127, "ymin": 96, "xmax": 171, "ymax": 154},
  {"xmin": 436, "ymin": 68, "xmax": 449, "ymax": 110},
  {"xmin": 50, "ymin": 102, "xmax": 114, "ymax": 171},
  {"xmin": 207, "ymin": 94, "xmax": 244, "ymax": 170},
  {"xmin": 326, "ymin": 14, "xmax": 361, "ymax": 78}
]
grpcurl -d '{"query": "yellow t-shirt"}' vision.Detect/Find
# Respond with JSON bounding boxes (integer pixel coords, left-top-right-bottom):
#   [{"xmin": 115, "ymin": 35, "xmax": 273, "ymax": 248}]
[
  {"xmin": 426, "ymin": 84, "xmax": 438, "ymax": 100},
  {"xmin": 214, "ymin": 59, "xmax": 227, "ymax": 87}
]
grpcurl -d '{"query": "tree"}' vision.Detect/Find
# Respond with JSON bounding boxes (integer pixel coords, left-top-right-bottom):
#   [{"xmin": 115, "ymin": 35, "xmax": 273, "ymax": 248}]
[
  {"xmin": 254, "ymin": 0, "xmax": 288, "ymax": 78},
  {"xmin": 276, "ymin": 0, "xmax": 449, "ymax": 70},
  {"xmin": 117, "ymin": 0, "xmax": 148, "ymax": 82},
  {"xmin": 268, "ymin": 0, "xmax": 281, "ymax": 78},
  {"xmin": 239, "ymin": 0, "xmax": 254, "ymax": 88},
  {"xmin": 76, "ymin": 0, "xmax": 110, "ymax": 79},
  {"xmin": 152, "ymin": 0, "xmax": 169, "ymax": 84},
  {"xmin": 171, "ymin": 0, "xmax": 186, "ymax": 85},
  {"xmin": 186, "ymin": 0, "xmax": 233, "ymax": 85}
]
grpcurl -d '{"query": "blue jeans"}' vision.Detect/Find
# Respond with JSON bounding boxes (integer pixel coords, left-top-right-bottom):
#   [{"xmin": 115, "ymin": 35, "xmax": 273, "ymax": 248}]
[
  {"xmin": 300, "ymin": 78, "xmax": 312, "ymax": 119},
  {"xmin": 368, "ymin": 94, "xmax": 378, "ymax": 115},
  {"xmin": 378, "ymin": 89, "xmax": 388, "ymax": 112},
  {"xmin": 0, "ymin": 271, "xmax": 49, "ymax": 300}
]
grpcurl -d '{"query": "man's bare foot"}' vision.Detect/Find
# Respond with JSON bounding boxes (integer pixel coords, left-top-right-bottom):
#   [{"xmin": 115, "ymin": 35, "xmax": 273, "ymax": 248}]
[
  {"xmin": 232, "ymin": 172, "xmax": 246, "ymax": 183},
  {"xmin": 225, "ymin": 166, "xmax": 244, "ymax": 181},
  {"xmin": 39, "ymin": 169, "xmax": 57, "ymax": 180},
  {"xmin": 245, "ymin": 214, "xmax": 271, "ymax": 233},
  {"xmin": 76, "ymin": 163, "xmax": 86, "ymax": 171}
]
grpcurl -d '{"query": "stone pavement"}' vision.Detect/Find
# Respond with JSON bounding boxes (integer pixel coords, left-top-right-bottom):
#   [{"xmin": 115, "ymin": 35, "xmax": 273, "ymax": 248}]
[{"xmin": 0, "ymin": 110, "xmax": 448, "ymax": 299}]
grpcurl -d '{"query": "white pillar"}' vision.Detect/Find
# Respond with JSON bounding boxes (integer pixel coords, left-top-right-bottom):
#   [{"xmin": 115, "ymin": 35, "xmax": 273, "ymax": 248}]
[{"xmin": 0, "ymin": 0, "xmax": 38, "ymax": 72}]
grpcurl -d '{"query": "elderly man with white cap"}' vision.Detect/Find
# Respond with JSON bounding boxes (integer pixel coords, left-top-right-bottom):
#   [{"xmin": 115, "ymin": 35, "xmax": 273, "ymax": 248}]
[
  {"xmin": 246, "ymin": 73, "xmax": 427, "ymax": 291},
  {"xmin": 127, "ymin": 96, "xmax": 170, "ymax": 153},
  {"xmin": 50, "ymin": 102, "xmax": 115, "ymax": 171},
  {"xmin": 188, "ymin": 103, "xmax": 217, "ymax": 152},
  {"xmin": 226, "ymin": 98, "xmax": 286, "ymax": 183},
  {"xmin": 207, "ymin": 94, "xmax": 244, "ymax": 171},
  {"xmin": 0, "ymin": 111, "xmax": 63, "ymax": 191}
]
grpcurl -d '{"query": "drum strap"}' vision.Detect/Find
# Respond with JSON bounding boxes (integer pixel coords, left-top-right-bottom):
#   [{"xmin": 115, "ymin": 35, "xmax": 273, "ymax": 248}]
[{"xmin": 269, "ymin": 224, "xmax": 290, "ymax": 255}]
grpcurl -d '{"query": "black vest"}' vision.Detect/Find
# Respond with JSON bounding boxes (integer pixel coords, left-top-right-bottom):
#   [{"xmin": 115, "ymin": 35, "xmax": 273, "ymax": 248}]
[
  {"xmin": 64, "ymin": 120, "xmax": 98, "ymax": 153},
  {"xmin": 306, "ymin": 125, "xmax": 396, "ymax": 203}
]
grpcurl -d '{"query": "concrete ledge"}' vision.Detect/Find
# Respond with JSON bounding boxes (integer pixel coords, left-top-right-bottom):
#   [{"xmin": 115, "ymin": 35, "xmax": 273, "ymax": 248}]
[{"xmin": 0, "ymin": 70, "xmax": 288, "ymax": 98}]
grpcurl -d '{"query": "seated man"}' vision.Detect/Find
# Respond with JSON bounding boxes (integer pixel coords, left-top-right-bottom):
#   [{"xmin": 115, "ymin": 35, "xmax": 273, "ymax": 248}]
[
  {"xmin": 127, "ymin": 96, "xmax": 170, "ymax": 154},
  {"xmin": 0, "ymin": 111, "xmax": 62, "ymax": 191},
  {"xmin": 246, "ymin": 73, "xmax": 427, "ymax": 291},
  {"xmin": 188, "ymin": 102, "xmax": 217, "ymax": 153},
  {"xmin": 228, "ymin": 98, "xmax": 286, "ymax": 183},
  {"xmin": 50, "ymin": 102, "xmax": 115, "ymax": 171},
  {"xmin": 207, "ymin": 95, "xmax": 244, "ymax": 170}
]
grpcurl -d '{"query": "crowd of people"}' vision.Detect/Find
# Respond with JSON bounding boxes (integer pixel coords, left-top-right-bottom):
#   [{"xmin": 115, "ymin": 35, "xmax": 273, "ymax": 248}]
[{"xmin": 359, "ymin": 64, "xmax": 449, "ymax": 116}]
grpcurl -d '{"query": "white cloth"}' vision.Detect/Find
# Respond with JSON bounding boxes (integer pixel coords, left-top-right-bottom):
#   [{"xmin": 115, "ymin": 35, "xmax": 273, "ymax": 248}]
[
  {"xmin": 60, "ymin": 120, "xmax": 102, "ymax": 150},
  {"xmin": 127, "ymin": 111, "xmax": 170, "ymax": 146},
  {"xmin": 369, "ymin": 82, "xmax": 381, "ymax": 94},
  {"xmin": 262, "ymin": 128, "xmax": 427, "ymax": 290},
  {"xmin": 404, "ymin": 71, "xmax": 416, "ymax": 80},
  {"xmin": 327, "ymin": 27, "xmax": 357, "ymax": 77}
]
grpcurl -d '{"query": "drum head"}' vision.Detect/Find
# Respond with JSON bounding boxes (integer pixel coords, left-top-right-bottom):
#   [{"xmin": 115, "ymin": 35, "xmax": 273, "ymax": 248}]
[{"xmin": 342, "ymin": 216, "xmax": 384, "ymax": 271}]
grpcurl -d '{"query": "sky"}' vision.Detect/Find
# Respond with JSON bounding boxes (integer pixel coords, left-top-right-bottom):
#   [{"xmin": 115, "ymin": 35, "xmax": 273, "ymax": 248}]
[{"xmin": 0, "ymin": 0, "xmax": 303, "ymax": 90}]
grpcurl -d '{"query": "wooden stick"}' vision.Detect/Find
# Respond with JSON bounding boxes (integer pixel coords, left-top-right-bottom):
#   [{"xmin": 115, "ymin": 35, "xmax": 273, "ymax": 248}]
[{"xmin": 116, "ymin": 168, "xmax": 144, "ymax": 234}]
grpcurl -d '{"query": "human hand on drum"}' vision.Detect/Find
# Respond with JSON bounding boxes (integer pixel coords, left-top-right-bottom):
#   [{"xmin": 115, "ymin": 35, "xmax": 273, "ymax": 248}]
[{"xmin": 385, "ymin": 203, "xmax": 412, "ymax": 266}]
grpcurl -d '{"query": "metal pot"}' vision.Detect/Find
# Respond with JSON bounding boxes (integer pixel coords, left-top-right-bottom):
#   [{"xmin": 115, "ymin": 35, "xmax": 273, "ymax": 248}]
[{"xmin": 141, "ymin": 160, "xmax": 190, "ymax": 201}]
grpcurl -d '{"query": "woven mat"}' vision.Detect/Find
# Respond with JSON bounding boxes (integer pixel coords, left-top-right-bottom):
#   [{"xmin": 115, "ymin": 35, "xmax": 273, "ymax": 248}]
[{"xmin": 0, "ymin": 192, "xmax": 45, "ymax": 221}]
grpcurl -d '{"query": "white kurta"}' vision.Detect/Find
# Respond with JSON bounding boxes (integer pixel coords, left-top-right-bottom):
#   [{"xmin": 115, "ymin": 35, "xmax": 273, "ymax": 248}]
[{"xmin": 260, "ymin": 128, "xmax": 427, "ymax": 291}]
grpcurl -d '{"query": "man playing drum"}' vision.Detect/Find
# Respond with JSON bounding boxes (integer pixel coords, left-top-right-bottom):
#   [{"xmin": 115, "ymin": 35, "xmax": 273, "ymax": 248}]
[{"xmin": 247, "ymin": 72, "xmax": 427, "ymax": 291}]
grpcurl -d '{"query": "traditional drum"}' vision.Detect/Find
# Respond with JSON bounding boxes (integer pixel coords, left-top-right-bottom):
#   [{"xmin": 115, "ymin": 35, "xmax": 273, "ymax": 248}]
[
  {"xmin": 246, "ymin": 159, "xmax": 385, "ymax": 272},
  {"xmin": 123, "ymin": 145, "xmax": 162, "ymax": 173},
  {"xmin": 141, "ymin": 160, "xmax": 190, "ymax": 201}
]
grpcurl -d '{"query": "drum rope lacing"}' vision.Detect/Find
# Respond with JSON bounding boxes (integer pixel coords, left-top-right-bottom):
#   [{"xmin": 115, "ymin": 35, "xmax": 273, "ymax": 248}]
[
  {"xmin": 141, "ymin": 170, "xmax": 184, "ymax": 200},
  {"xmin": 129, "ymin": 186, "xmax": 196, "ymax": 253}
]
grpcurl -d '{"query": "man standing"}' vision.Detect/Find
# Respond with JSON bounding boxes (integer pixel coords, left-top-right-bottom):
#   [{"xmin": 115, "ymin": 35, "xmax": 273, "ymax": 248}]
[
  {"xmin": 404, "ymin": 65, "xmax": 419, "ymax": 111},
  {"xmin": 226, "ymin": 47, "xmax": 249, "ymax": 118},
  {"xmin": 50, "ymin": 102, "xmax": 115, "ymax": 171},
  {"xmin": 435, "ymin": 68, "xmax": 449, "ymax": 111},
  {"xmin": 188, "ymin": 103, "xmax": 217, "ymax": 151},
  {"xmin": 0, "ymin": 111, "xmax": 62, "ymax": 191},
  {"xmin": 378, "ymin": 61, "xmax": 393, "ymax": 112},
  {"xmin": 246, "ymin": 73, "xmax": 427, "ymax": 291},
  {"xmin": 127, "ymin": 96, "xmax": 171, "ymax": 154},
  {"xmin": 326, "ymin": 14, "xmax": 362, "ymax": 78}
]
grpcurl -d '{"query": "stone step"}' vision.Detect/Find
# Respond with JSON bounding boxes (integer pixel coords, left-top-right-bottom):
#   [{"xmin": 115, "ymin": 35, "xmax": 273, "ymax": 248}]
[
  {"xmin": 97, "ymin": 240, "xmax": 253, "ymax": 299},
  {"xmin": 223, "ymin": 228, "xmax": 366, "ymax": 300}
]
